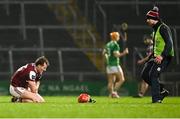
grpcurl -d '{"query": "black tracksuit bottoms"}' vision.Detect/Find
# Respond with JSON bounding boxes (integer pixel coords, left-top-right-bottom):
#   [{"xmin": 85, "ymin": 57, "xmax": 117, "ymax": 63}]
[{"xmin": 141, "ymin": 56, "xmax": 172, "ymax": 102}]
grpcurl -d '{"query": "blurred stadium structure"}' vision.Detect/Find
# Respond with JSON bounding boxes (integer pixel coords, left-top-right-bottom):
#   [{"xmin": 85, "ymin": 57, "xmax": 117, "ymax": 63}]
[{"xmin": 0, "ymin": 0, "xmax": 179, "ymax": 96}]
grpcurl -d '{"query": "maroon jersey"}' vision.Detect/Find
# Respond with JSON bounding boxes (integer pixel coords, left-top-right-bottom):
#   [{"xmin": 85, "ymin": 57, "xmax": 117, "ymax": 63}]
[{"xmin": 11, "ymin": 63, "xmax": 42, "ymax": 88}]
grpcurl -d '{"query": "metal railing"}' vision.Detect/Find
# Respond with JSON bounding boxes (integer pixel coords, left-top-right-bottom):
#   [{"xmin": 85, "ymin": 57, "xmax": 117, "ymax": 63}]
[
  {"xmin": 0, "ymin": 0, "xmax": 101, "ymax": 82},
  {"xmin": 92, "ymin": 0, "xmax": 180, "ymax": 43},
  {"xmin": 0, "ymin": 0, "xmax": 75, "ymax": 39},
  {"xmin": 0, "ymin": 47, "xmax": 104, "ymax": 82}
]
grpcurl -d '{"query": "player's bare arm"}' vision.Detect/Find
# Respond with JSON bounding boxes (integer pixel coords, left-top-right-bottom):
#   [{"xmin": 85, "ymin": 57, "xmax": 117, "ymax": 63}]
[
  {"xmin": 27, "ymin": 80, "xmax": 38, "ymax": 93},
  {"xmin": 137, "ymin": 53, "xmax": 152, "ymax": 64},
  {"xmin": 36, "ymin": 81, "xmax": 40, "ymax": 91},
  {"xmin": 114, "ymin": 48, "xmax": 129, "ymax": 58}
]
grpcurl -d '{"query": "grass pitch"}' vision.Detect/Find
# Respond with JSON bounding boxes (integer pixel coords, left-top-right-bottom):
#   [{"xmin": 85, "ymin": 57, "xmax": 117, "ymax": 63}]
[{"xmin": 0, "ymin": 96, "xmax": 180, "ymax": 118}]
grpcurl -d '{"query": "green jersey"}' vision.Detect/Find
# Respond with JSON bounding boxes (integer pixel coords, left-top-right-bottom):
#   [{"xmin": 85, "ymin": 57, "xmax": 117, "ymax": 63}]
[{"xmin": 104, "ymin": 41, "xmax": 120, "ymax": 66}]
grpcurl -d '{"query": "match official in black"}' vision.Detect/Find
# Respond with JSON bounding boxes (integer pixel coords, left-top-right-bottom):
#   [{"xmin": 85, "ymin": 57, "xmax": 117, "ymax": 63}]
[{"xmin": 141, "ymin": 6, "xmax": 174, "ymax": 103}]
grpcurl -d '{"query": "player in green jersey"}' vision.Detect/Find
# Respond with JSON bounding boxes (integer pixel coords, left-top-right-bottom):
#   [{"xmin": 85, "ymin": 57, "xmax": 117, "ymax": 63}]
[{"xmin": 103, "ymin": 32, "xmax": 129, "ymax": 98}]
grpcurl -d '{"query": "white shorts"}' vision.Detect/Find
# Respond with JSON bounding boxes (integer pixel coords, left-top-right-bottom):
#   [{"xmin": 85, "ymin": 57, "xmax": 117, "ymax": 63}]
[
  {"xmin": 106, "ymin": 65, "xmax": 122, "ymax": 74},
  {"xmin": 9, "ymin": 85, "xmax": 26, "ymax": 98}
]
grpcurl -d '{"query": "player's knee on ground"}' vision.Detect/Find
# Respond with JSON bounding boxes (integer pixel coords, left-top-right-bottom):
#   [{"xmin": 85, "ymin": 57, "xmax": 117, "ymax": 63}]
[{"xmin": 21, "ymin": 91, "xmax": 44, "ymax": 103}]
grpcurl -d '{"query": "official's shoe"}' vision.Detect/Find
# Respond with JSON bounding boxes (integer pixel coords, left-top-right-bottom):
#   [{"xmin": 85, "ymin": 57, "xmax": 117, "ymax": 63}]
[
  {"xmin": 160, "ymin": 89, "xmax": 169, "ymax": 101},
  {"xmin": 152, "ymin": 100, "xmax": 162, "ymax": 103}
]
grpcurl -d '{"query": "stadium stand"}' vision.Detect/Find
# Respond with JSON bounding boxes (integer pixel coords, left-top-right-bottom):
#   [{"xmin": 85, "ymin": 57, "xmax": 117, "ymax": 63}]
[
  {"xmin": 0, "ymin": 1, "xmax": 100, "ymax": 79},
  {"xmin": 76, "ymin": 0, "xmax": 180, "ymax": 95}
]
